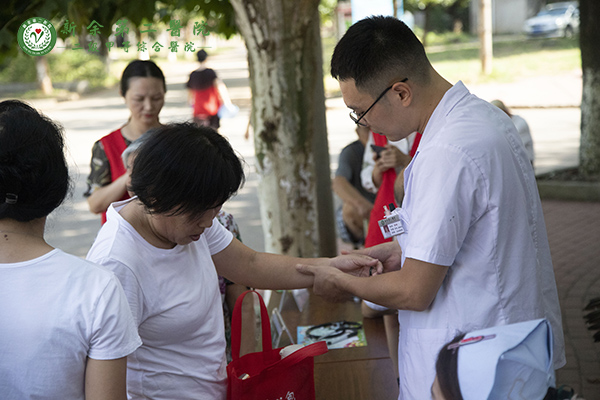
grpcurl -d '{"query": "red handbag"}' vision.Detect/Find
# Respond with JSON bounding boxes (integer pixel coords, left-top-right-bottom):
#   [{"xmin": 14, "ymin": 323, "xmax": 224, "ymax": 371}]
[{"xmin": 227, "ymin": 290, "xmax": 328, "ymax": 400}]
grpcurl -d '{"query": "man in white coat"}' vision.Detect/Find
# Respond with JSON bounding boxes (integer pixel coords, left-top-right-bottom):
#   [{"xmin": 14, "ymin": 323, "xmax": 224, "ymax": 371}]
[{"xmin": 296, "ymin": 16, "xmax": 565, "ymax": 399}]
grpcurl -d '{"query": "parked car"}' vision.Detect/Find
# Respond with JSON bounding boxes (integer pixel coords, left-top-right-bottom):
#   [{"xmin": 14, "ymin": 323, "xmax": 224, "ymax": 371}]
[{"xmin": 523, "ymin": 1, "xmax": 580, "ymax": 38}]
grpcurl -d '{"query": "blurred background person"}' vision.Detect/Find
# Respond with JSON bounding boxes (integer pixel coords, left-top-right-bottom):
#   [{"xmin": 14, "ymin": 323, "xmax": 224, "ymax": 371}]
[
  {"xmin": 491, "ymin": 99, "xmax": 534, "ymax": 167},
  {"xmin": 361, "ymin": 131, "xmax": 416, "ymax": 247},
  {"xmin": 187, "ymin": 49, "xmax": 233, "ymax": 130},
  {"xmin": 85, "ymin": 60, "xmax": 166, "ymax": 223},
  {"xmin": 332, "ymin": 125, "xmax": 375, "ymax": 249}
]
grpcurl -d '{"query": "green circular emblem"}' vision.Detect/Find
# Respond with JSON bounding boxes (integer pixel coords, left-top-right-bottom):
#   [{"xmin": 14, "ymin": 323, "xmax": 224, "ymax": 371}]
[{"xmin": 18, "ymin": 17, "xmax": 57, "ymax": 56}]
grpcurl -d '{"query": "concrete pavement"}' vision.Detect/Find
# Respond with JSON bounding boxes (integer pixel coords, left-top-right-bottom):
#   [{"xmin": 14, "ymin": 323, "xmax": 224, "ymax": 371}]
[
  {"xmin": 544, "ymin": 200, "xmax": 600, "ymax": 398},
  {"xmin": 4, "ymin": 41, "xmax": 598, "ymax": 398}
]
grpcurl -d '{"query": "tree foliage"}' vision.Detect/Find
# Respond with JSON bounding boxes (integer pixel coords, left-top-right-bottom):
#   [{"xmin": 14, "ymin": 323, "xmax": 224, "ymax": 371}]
[
  {"xmin": 403, "ymin": 0, "xmax": 469, "ymax": 44},
  {"xmin": 0, "ymin": 0, "xmax": 236, "ymax": 64}
]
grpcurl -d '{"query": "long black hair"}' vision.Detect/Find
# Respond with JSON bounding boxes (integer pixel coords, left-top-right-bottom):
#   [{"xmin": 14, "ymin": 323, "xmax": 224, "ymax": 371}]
[{"xmin": 120, "ymin": 60, "xmax": 166, "ymax": 97}]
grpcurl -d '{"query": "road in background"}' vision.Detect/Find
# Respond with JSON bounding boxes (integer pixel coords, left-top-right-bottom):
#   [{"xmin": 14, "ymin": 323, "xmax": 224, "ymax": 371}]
[{"xmin": 10, "ymin": 43, "xmax": 581, "ymax": 257}]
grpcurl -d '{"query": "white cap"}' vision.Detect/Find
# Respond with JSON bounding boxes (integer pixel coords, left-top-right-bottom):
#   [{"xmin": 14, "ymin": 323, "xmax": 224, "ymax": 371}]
[{"xmin": 457, "ymin": 319, "xmax": 555, "ymax": 400}]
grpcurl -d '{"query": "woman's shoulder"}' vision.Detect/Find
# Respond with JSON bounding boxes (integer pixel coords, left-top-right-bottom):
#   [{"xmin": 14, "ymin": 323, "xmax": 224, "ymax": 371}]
[
  {"xmin": 42, "ymin": 249, "xmax": 119, "ymax": 284},
  {"xmin": 91, "ymin": 127, "xmax": 124, "ymax": 149},
  {"xmin": 89, "ymin": 208, "xmax": 162, "ymax": 268},
  {"xmin": 98, "ymin": 127, "xmax": 124, "ymax": 142}
]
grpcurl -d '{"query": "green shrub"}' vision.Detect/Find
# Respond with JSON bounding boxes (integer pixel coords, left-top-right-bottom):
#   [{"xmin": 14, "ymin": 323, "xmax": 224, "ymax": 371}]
[
  {"xmin": 47, "ymin": 51, "xmax": 108, "ymax": 88},
  {"xmin": 0, "ymin": 50, "xmax": 109, "ymax": 88},
  {"xmin": 0, "ymin": 51, "xmax": 37, "ymax": 83}
]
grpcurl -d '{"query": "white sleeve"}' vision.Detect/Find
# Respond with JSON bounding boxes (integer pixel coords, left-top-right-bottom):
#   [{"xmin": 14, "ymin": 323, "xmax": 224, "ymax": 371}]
[
  {"xmin": 94, "ymin": 259, "xmax": 146, "ymax": 328},
  {"xmin": 205, "ymin": 218, "xmax": 234, "ymax": 255},
  {"xmin": 360, "ymin": 133, "xmax": 378, "ymax": 193},
  {"xmin": 403, "ymin": 144, "xmax": 487, "ymax": 266},
  {"xmin": 88, "ymin": 273, "xmax": 142, "ymax": 360},
  {"xmin": 363, "ymin": 300, "xmax": 390, "ymax": 312}
]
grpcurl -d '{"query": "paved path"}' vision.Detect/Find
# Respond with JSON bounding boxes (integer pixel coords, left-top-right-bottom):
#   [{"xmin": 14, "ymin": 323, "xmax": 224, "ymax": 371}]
[
  {"xmin": 4, "ymin": 41, "xmax": 598, "ymax": 398},
  {"xmin": 544, "ymin": 200, "xmax": 600, "ymax": 398}
]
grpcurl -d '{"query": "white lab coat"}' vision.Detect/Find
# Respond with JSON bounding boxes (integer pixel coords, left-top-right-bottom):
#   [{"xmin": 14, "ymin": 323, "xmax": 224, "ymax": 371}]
[{"xmin": 393, "ymin": 82, "xmax": 565, "ymax": 399}]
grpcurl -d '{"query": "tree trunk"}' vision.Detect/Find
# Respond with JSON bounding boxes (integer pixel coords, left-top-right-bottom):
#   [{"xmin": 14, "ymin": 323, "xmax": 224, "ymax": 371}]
[
  {"xmin": 230, "ymin": 0, "xmax": 337, "ymax": 257},
  {"xmin": 422, "ymin": 6, "xmax": 430, "ymax": 47},
  {"xmin": 479, "ymin": 0, "xmax": 493, "ymax": 75},
  {"xmin": 579, "ymin": 0, "xmax": 600, "ymax": 179},
  {"xmin": 35, "ymin": 56, "xmax": 53, "ymax": 95}
]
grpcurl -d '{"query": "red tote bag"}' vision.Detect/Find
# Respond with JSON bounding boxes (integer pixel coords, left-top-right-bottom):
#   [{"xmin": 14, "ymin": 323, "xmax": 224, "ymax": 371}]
[{"xmin": 226, "ymin": 290, "xmax": 328, "ymax": 400}]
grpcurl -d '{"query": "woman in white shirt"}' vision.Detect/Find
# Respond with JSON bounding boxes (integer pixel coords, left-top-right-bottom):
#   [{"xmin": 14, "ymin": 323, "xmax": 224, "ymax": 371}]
[
  {"xmin": 87, "ymin": 123, "xmax": 379, "ymax": 399},
  {"xmin": 0, "ymin": 100, "xmax": 141, "ymax": 399}
]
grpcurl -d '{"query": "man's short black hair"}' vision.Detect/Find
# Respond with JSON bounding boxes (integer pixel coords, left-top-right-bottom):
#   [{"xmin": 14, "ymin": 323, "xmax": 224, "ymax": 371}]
[
  {"xmin": 331, "ymin": 16, "xmax": 431, "ymax": 95},
  {"xmin": 0, "ymin": 100, "xmax": 70, "ymax": 222},
  {"xmin": 130, "ymin": 122, "xmax": 245, "ymax": 217}
]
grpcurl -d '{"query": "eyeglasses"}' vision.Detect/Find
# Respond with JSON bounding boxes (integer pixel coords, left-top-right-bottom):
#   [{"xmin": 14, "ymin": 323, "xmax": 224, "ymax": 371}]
[{"xmin": 349, "ymin": 78, "xmax": 408, "ymax": 127}]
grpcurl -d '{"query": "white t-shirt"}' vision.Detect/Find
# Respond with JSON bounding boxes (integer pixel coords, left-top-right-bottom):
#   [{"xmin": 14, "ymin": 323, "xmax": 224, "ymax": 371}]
[
  {"xmin": 512, "ymin": 114, "xmax": 535, "ymax": 164},
  {"xmin": 0, "ymin": 249, "xmax": 141, "ymax": 399},
  {"xmin": 393, "ymin": 82, "xmax": 565, "ymax": 399},
  {"xmin": 87, "ymin": 199, "xmax": 234, "ymax": 400}
]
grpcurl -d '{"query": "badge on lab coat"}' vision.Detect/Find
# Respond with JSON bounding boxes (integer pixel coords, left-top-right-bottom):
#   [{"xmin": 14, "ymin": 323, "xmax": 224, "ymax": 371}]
[{"xmin": 378, "ymin": 213, "xmax": 405, "ymax": 239}]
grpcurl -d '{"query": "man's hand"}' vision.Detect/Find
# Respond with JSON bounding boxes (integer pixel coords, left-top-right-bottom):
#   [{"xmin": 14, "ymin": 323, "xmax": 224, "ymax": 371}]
[
  {"xmin": 295, "ymin": 264, "xmax": 353, "ymax": 302},
  {"xmin": 342, "ymin": 241, "xmax": 403, "ymax": 274},
  {"xmin": 329, "ymin": 253, "xmax": 383, "ymax": 277}
]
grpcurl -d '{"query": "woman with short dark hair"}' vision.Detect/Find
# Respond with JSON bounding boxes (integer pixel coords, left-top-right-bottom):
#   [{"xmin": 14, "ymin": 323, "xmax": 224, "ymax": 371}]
[
  {"xmin": 85, "ymin": 60, "xmax": 166, "ymax": 223},
  {"xmin": 87, "ymin": 122, "xmax": 379, "ymax": 399},
  {"xmin": 0, "ymin": 100, "xmax": 141, "ymax": 399}
]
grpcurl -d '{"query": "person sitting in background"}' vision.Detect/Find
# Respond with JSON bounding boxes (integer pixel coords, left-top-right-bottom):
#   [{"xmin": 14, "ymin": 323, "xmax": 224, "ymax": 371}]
[
  {"xmin": 85, "ymin": 60, "xmax": 166, "ymax": 223},
  {"xmin": 0, "ymin": 100, "xmax": 141, "ymax": 399},
  {"xmin": 361, "ymin": 131, "xmax": 415, "ymax": 247},
  {"xmin": 433, "ymin": 319, "xmax": 559, "ymax": 400},
  {"xmin": 491, "ymin": 99, "xmax": 534, "ymax": 167},
  {"xmin": 332, "ymin": 125, "xmax": 376, "ymax": 248},
  {"xmin": 187, "ymin": 49, "xmax": 233, "ymax": 130}
]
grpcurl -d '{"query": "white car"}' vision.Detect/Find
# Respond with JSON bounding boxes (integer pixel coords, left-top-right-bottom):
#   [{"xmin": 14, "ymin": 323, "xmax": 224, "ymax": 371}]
[{"xmin": 523, "ymin": 1, "xmax": 580, "ymax": 38}]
